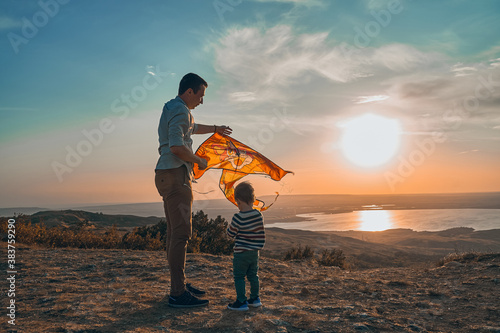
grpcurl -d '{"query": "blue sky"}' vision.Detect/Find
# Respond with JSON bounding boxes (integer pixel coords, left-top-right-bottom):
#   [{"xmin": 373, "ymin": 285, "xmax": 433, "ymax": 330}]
[{"xmin": 1, "ymin": 0, "xmax": 500, "ymax": 207}]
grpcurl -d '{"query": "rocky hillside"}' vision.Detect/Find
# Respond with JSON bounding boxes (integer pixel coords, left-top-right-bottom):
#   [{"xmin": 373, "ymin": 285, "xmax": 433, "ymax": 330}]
[{"xmin": 5, "ymin": 245, "xmax": 499, "ymax": 333}]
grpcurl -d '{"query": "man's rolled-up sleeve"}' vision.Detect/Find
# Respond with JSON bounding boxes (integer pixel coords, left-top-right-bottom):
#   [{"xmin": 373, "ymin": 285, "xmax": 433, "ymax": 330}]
[{"xmin": 168, "ymin": 109, "xmax": 189, "ymax": 147}]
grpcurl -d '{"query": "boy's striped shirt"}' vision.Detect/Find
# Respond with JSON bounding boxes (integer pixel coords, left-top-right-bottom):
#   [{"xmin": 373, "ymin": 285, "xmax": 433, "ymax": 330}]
[{"xmin": 226, "ymin": 209, "xmax": 265, "ymax": 253}]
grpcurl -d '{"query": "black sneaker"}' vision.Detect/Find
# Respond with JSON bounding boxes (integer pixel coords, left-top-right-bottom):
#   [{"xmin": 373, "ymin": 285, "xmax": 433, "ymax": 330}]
[
  {"xmin": 168, "ymin": 291, "xmax": 209, "ymax": 308},
  {"xmin": 186, "ymin": 283, "xmax": 206, "ymax": 296},
  {"xmin": 247, "ymin": 297, "xmax": 262, "ymax": 308},
  {"xmin": 227, "ymin": 300, "xmax": 249, "ymax": 311}
]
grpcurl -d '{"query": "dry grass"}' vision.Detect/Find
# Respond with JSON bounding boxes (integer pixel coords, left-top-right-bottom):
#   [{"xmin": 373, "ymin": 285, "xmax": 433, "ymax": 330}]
[
  {"xmin": 436, "ymin": 251, "xmax": 500, "ymax": 266},
  {"xmin": 4, "ymin": 244, "xmax": 500, "ymax": 333}
]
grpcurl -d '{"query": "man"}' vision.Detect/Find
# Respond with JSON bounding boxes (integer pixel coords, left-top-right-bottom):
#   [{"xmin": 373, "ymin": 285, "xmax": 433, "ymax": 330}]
[{"xmin": 155, "ymin": 73, "xmax": 232, "ymax": 307}]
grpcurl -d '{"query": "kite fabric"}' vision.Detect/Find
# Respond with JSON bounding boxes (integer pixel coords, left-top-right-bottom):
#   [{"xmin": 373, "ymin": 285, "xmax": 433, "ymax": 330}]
[{"xmin": 193, "ymin": 133, "xmax": 293, "ymax": 211}]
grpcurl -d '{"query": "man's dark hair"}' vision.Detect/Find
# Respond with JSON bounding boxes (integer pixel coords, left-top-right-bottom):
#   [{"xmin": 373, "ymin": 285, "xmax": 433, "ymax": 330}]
[
  {"xmin": 234, "ymin": 181, "xmax": 255, "ymax": 205},
  {"xmin": 178, "ymin": 73, "xmax": 208, "ymax": 95}
]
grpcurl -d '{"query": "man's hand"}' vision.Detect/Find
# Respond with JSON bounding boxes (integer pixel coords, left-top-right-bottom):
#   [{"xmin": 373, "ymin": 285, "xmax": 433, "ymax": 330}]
[
  {"xmin": 197, "ymin": 156, "xmax": 208, "ymax": 170},
  {"xmin": 171, "ymin": 145, "xmax": 208, "ymax": 169},
  {"xmin": 215, "ymin": 125, "xmax": 232, "ymax": 136}
]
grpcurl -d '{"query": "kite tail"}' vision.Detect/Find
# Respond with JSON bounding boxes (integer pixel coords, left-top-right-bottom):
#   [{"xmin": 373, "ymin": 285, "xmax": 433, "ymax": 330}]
[{"xmin": 257, "ymin": 192, "xmax": 280, "ymax": 212}]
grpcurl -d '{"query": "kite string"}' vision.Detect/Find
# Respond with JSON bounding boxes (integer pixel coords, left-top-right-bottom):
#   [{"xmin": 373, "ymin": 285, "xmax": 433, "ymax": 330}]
[{"xmin": 192, "ymin": 189, "xmax": 216, "ymax": 195}]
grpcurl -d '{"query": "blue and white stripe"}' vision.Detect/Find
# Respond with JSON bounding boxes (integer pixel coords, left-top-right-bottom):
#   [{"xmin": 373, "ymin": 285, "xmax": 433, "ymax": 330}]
[{"xmin": 227, "ymin": 209, "xmax": 265, "ymax": 253}]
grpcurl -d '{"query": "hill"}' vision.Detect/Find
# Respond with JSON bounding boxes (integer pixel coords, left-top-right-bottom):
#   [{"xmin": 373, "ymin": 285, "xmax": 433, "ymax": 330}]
[
  {"xmin": 6, "ymin": 246, "xmax": 499, "ymax": 332},
  {"xmin": 263, "ymin": 227, "xmax": 500, "ymax": 268},
  {"xmin": 4, "ymin": 210, "xmax": 499, "ymax": 269},
  {"xmin": 0, "ymin": 207, "xmax": 49, "ymax": 217},
  {"xmin": 28, "ymin": 210, "xmax": 162, "ymax": 229}
]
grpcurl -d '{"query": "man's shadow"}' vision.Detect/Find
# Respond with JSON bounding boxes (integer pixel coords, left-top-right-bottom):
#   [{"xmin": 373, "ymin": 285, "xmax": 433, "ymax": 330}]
[
  {"xmin": 93, "ymin": 295, "xmax": 260, "ymax": 332},
  {"xmin": 93, "ymin": 295, "xmax": 207, "ymax": 332}
]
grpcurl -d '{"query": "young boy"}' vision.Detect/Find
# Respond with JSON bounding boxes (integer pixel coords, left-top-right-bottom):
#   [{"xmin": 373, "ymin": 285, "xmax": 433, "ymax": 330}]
[{"xmin": 226, "ymin": 182, "xmax": 265, "ymax": 311}]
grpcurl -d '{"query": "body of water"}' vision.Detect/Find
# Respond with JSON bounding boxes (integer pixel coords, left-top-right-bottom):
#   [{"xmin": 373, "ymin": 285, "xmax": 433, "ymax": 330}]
[{"xmin": 266, "ymin": 209, "xmax": 500, "ymax": 232}]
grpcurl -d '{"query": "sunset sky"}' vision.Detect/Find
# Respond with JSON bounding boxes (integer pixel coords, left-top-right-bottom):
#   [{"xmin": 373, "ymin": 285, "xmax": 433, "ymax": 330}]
[{"xmin": 1, "ymin": 0, "xmax": 500, "ymax": 208}]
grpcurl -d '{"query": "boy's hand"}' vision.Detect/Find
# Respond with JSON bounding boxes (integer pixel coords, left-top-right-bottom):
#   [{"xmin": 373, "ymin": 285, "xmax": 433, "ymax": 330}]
[
  {"xmin": 197, "ymin": 157, "xmax": 208, "ymax": 170},
  {"xmin": 216, "ymin": 125, "xmax": 232, "ymax": 136}
]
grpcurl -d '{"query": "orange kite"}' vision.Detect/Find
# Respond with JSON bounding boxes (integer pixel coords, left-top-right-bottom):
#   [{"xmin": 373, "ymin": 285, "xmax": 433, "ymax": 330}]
[{"xmin": 193, "ymin": 133, "xmax": 292, "ymax": 211}]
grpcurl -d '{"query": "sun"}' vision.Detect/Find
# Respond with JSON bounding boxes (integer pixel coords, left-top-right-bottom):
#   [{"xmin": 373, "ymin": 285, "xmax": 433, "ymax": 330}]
[{"xmin": 338, "ymin": 113, "xmax": 402, "ymax": 168}]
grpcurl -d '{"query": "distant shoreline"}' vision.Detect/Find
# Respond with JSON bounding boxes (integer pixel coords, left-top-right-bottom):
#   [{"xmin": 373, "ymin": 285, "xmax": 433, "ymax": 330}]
[
  {"xmin": 266, "ymin": 208, "xmax": 500, "ymax": 232},
  {"xmin": 1, "ymin": 192, "xmax": 499, "ymax": 233},
  {"xmin": 2, "ymin": 205, "xmax": 499, "ymax": 221}
]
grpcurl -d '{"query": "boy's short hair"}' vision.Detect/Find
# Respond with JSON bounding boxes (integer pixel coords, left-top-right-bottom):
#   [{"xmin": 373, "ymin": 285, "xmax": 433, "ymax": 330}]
[
  {"xmin": 178, "ymin": 73, "xmax": 208, "ymax": 95},
  {"xmin": 234, "ymin": 182, "xmax": 255, "ymax": 205}
]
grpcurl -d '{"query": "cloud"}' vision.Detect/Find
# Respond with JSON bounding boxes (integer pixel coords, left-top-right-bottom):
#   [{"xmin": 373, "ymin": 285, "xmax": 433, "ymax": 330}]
[
  {"xmin": 395, "ymin": 78, "xmax": 452, "ymax": 99},
  {"xmin": 458, "ymin": 149, "xmax": 479, "ymax": 155},
  {"xmin": 211, "ymin": 24, "xmax": 500, "ymax": 148},
  {"xmin": 229, "ymin": 91, "xmax": 257, "ymax": 102},
  {"xmin": 393, "ymin": 63, "xmax": 500, "ymax": 107},
  {"xmin": 212, "ymin": 25, "xmax": 440, "ymax": 106},
  {"xmin": 451, "ymin": 62, "xmax": 479, "ymax": 77},
  {"xmin": 370, "ymin": 44, "xmax": 443, "ymax": 72},
  {"xmin": 354, "ymin": 95, "xmax": 389, "ymax": 104},
  {"xmin": 380, "ymin": 57, "xmax": 500, "ymax": 141},
  {"xmin": 213, "ymin": 25, "xmax": 367, "ymax": 87},
  {"xmin": 490, "ymin": 58, "xmax": 500, "ymax": 68}
]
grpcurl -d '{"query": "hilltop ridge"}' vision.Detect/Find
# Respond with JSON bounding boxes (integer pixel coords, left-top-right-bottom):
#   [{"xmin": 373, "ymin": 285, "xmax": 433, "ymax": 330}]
[{"xmin": 28, "ymin": 210, "xmax": 162, "ymax": 229}]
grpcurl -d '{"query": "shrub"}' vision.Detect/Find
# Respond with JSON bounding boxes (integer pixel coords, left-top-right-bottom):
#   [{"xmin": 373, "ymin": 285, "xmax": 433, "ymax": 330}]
[
  {"xmin": 283, "ymin": 245, "xmax": 315, "ymax": 260},
  {"xmin": 0, "ymin": 210, "xmax": 233, "ymax": 255},
  {"xmin": 134, "ymin": 220, "xmax": 168, "ymax": 241},
  {"xmin": 282, "ymin": 245, "xmax": 348, "ymax": 269},
  {"xmin": 102, "ymin": 225, "xmax": 121, "ymax": 249},
  {"xmin": 436, "ymin": 250, "xmax": 486, "ymax": 266},
  {"xmin": 188, "ymin": 211, "xmax": 234, "ymax": 255},
  {"xmin": 318, "ymin": 249, "xmax": 347, "ymax": 269}
]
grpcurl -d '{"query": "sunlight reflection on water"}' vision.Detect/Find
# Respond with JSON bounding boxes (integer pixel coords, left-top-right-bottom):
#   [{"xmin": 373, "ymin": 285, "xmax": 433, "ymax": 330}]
[
  {"xmin": 265, "ymin": 209, "xmax": 500, "ymax": 232},
  {"xmin": 357, "ymin": 210, "xmax": 393, "ymax": 231}
]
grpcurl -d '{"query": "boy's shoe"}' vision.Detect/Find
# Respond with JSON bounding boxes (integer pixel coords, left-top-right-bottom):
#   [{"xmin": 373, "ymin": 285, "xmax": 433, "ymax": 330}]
[
  {"xmin": 247, "ymin": 297, "xmax": 262, "ymax": 308},
  {"xmin": 168, "ymin": 291, "xmax": 209, "ymax": 308},
  {"xmin": 227, "ymin": 300, "xmax": 249, "ymax": 311},
  {"xmin": 186, "ymin": 283, "xmax": 206, "ymax": 296}
]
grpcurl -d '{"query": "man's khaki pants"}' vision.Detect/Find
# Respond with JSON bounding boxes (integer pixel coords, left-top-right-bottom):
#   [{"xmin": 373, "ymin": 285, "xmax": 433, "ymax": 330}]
[{"xmin": 155, "ymin": 166, "xmax": 192, "ymax": 297}]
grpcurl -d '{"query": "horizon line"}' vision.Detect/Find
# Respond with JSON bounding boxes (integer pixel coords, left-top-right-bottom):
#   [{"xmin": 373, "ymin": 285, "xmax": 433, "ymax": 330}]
[{"xmin": 2, "ymin": 190, "xmax": 500, "ymax": 210}]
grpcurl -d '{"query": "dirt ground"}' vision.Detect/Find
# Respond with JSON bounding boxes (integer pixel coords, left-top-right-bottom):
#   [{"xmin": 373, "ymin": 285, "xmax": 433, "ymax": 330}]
[{"xmin": 3, "ymin": 245, "xmax": 499, "ymax": 333}]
